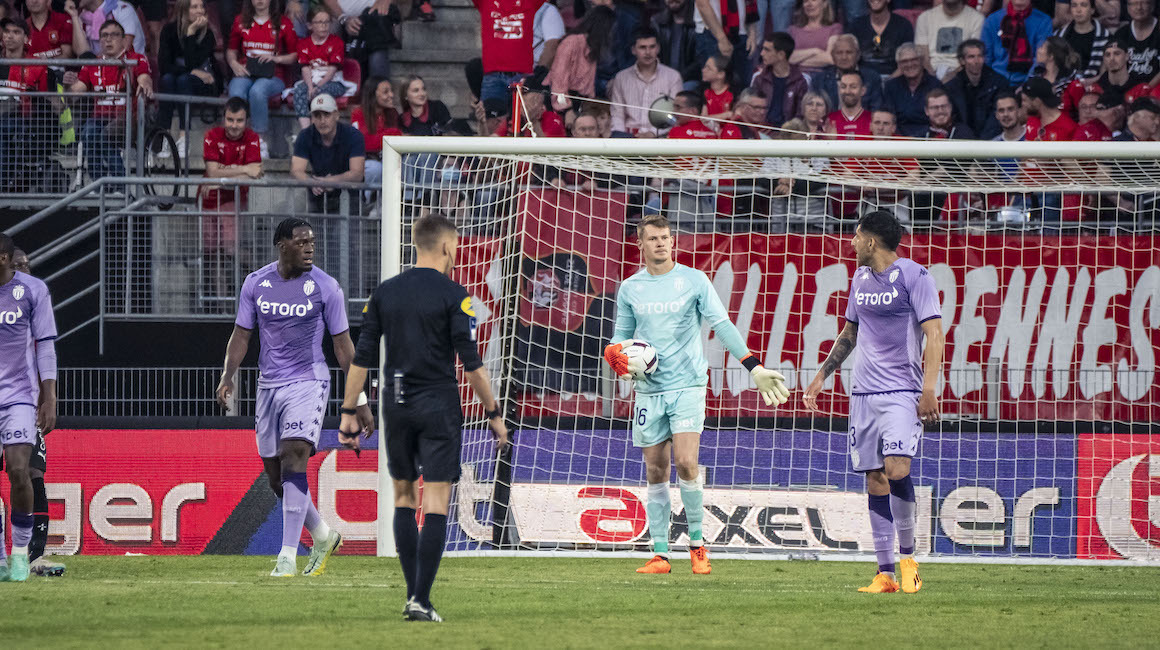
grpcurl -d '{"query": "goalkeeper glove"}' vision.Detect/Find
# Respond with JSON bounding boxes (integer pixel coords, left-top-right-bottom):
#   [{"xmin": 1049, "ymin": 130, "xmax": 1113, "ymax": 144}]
[
  {"xmin": 750, "ymin": 365, "xmax": 791, "ymax": 407},
  {"xmin": 603, "ymin": 341, "xmax": 632, "ymax": 380}
]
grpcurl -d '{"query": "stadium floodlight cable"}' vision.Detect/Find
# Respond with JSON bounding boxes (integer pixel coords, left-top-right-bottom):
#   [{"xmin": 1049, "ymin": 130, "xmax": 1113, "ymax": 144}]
[{"xmin": 378, "ymin": 136, "xmax": 1160, "ymax": 564}]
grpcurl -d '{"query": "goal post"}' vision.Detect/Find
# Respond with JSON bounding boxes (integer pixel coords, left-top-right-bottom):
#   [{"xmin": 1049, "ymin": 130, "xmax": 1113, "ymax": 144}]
[{"xmin": 378, "ymin": 136, "xmax": 1160, "ymax": 563}]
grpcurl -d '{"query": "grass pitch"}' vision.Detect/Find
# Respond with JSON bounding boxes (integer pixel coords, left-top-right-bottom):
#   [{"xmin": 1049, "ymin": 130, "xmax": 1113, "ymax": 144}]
[{"xmin": 2, "ymin": 556, "xmax": 1158, "ymax": 648}]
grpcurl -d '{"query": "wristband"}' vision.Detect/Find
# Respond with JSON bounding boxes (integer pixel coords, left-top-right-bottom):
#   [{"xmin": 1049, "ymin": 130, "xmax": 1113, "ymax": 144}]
[
  {"xmin": 357, "ymin": 391, "xmax": 368, "ymax": 406},
  {"xmin": 339, "ymin": 407, "xmax": 357, "ymax": 415},
  {"xmin": 485, "ymin": 406, "xmax": 502, "ymax": 420},
  {"xmin": 740, "ymin": 354, "xmax": 762, "ymax": 373}
]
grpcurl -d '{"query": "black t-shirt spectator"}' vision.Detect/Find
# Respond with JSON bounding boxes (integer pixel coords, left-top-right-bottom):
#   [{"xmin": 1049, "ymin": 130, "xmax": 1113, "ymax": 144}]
[
  {"xmin": 293, "ymin": 123, "xmax": 367, "ymax": 176},
  {"xmin": 850, "ymin": 13, "xmax": 915, "ymax": 76},
  {"xmin": 399, "ymin": 101, "xmax": 452, "ymax": 136},
  {"xmin": 1095, "ymin": 69, "xmax": 1152, "ymax": 95},
  {"xmin": 1114, "ymin": 20, "xmax": 1160, "ymax": 80}
]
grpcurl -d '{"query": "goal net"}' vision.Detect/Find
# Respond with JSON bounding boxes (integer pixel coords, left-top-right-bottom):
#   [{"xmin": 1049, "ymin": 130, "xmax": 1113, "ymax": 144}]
[{"xmin": 378, "ymin": 137, "xmax": 1160, "ymax": 563}]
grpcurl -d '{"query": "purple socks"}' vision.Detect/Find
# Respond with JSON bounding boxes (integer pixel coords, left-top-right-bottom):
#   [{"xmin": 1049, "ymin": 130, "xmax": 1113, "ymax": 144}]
[
  {"xmin": 11, "ymin": 512, "xmax": 33, "ymax": 551},
  {"xmin": 889, "ymin": 476, "xmax": 916, "ymax": 556},
  {"xmin": 868, "ymin": 494, "xmax": 895, "ymax": 575},
  {"xmin": 281, "ymin": 472, "xmax": 311, "ymax": 551}
]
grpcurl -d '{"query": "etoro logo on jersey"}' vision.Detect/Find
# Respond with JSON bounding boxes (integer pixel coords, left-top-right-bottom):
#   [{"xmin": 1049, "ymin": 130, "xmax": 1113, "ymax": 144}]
[
  {"xmin": 0, "ymin": 306, "xmax": 21, "ymax": 324},
  {"xmin": 256, "ymin": 295, "xmax": 314, "ymax": 317},
  {"xmin": 855, "ymin": 286, "xmax": 898, "ymax": 306}
]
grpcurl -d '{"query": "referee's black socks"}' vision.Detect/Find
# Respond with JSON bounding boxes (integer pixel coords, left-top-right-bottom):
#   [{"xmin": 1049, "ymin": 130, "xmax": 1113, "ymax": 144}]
[
  {"xmin": 30, "ymin": 477, "xmax": 49, "ymax": 562},
  {"xmin": 394, "ymin": 507, "xmax": 419, "ymax": 600},
  {"xmin": 414, "ymin": 513, "xmax": 448, "ymax": 608}
]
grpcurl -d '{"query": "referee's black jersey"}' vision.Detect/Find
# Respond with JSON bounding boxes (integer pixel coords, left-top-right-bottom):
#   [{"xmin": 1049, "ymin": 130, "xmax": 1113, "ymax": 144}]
[{"xmin": 353, "ymin": 267, "xmax": 483, "ymax": 390}]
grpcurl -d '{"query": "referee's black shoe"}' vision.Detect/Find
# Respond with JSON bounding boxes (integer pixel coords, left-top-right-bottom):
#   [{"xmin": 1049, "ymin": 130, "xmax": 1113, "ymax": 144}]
[{"xmin": 404, "ymin": 598, "xmax": 444, "ymax": 622}]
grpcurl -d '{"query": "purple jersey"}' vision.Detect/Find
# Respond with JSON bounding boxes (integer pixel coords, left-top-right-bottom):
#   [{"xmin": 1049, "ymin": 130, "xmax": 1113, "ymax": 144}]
[
  {"xmin": 235, "ymin": 263, "xmax": 349, "ymax": 388},
  {"xmin": 843, "ymin": 258, "xmax": 941, "ymax": 394},
  {"xmin": 0, "ymin": 272, "xmax": 57, "ymax": 409}
]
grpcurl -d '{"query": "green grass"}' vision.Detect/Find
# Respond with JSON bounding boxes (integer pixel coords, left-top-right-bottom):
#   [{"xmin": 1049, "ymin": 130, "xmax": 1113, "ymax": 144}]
[{"xmin": 3, "ymin": 556, "xmax": 1159, "ymax": 648}]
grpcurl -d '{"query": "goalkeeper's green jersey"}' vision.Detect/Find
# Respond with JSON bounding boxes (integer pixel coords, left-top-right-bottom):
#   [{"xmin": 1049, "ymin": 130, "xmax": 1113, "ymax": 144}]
[{"xmin": 612, "ymin": 263, "xmax": 750, "ymax": 395}]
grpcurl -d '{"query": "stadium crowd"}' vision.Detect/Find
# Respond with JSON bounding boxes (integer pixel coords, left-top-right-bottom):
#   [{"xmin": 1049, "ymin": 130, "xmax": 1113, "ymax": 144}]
[{"xmin": 1, "ymin": 0, "xmax": 1158, "ymax": 225}]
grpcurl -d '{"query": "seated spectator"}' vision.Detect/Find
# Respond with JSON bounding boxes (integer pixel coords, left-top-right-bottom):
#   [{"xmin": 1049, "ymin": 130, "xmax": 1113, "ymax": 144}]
[
  {"xmin": 945, "ymin": 39, "xmax": 1010, "ymax": 139},
  {"xmin": 398, "ymin": 74, "xmax": 452, "ymax": 135},
  {"xmin": 475, "ymin": 0, "xmax": 543, "ymax": 102},
  {"xmin": 1092, "ymin": 37, "xmax": 1152, "ymax": 96},
  {"xmin": 200, "ymin": 96, "xmax": 261, "ymax": 296},
  {"xmin": 915, "ymin": 0, "xmax": 984, "ymax": 81},
  {"xmin": 992, "ymin": 90, "xmax": 1026, "ymax": 142},
  {"xmin": 157, "ymin": 0, "xmax": 220, "ymax": 157},
  {"xmin": 25, "ymin": 0, "xmax": 74, "ymax": 58},
  {"xmin": 1054, "ymin": 0, "xmax": 1109, "ymax": 79},
  {"xmin": 1074, "ymin": 87, "xmax": 1114, "ymax": 140},
  {"xmin": 582, "ymin": 99, "xmax": 614, "ymax": 137},
  {"xmin": 870, "ymin": 108, "xmax": 898, "ymax": 137},
  {"xmin": 1023, "ymin": 76, "xmax": 1078, "ymax": 140},
  {"xmin": 494, "ymin": 83, "xmax": 567, "ymax": 136},
  {"xmin": 850, "ymin": 0, "xmax": 914, "ymax": 77},
  {"xmin": 667, "ymin": 89, "xmax": 718, "ymax": 138},
  {"xmin": 588, "ymin": 0, "xmax": 644, "ymax": 96},
  {"xmin": 346, "ymin": 0, "xmax": 400, "ymax": 80},
  {"xmin": 226, "ymin": 0, "xmax": 298, "ymax": 159},
  {"xmin": 1093, "ymin": 89, "xmax": 1126, "ymax": 136},
  {"xmin": 799, "ymin": 89, "xmax": 831, "ymax": 133},
  {"xmin": 70, "ymin": 19, "xmax": 152, "ymax": 182},
  {"xmin": 814, "ymin": 34, "xmax": 884, "ymax": 113},
  {"xmin": 545, "ymin": 5, "xmax": 616, "ymax": 112},
  {"xmin": 66, "ymin": 0, "xmax": 145, "ymax": 56},
  {"xmin": 1033, "ymin": 36, "xmax": 1083, "ymax": 98},
  {"xmin": 1112, "ymin": 0, "xmax": 1160, "ymax": 84},
  {"xmin": 570, "ymin": 113, "xmax": 601, "ymax": 137},
  {"xmin": 1113, "ymin": 96, "xmax": 1159, "ymax": 140},
  {"xmin": 788, "ymin": 0, "xmax": 841, "ymax": 75},
  {"xmin": 292, "ymin": 8, "xmax": 348, "ymax": 129},
  {"xmin": 651, "ymin": 0, "xmax": 698, "ymax": 82},
  {"xmin": 826, "ymin": 70, "xmax": 872, "ymax": 137},
  {"xmin": 0, "ymin": 15, "xmax": 51, "ymax": 188},
  {"xmin": 608, "ymin": 28, "xmax": 682, "ymax": 137},
  {"xmin": 884, "ymin": 43, "xmax": 944, "ymax": 136},
  {"xmin": 700, "ymin": 53, "xmax": 738, "ymax": 121},
  {"xmin": 923, "ymin": 88, "xmax": 976, "ymax": 138},
  {"xmin": 982, "ymin": 0, "xmax": 1053, "ymax": 84},
  {"xmin": 533, "ymin": 0, "xmax": 565, "ymax": 70},
  {"xmin": 291, "ymin": 93, "xmax": 366, "ymax": 213},
  {"xmin": 351, "ymin": 76, "xmax": 401, "ymax": 190},
  {"xmin": 749, "ymin": 32, "xmax": 807, "ymax": 128},
  {"xmin": 721, "ymin": 87, "xmax": 774, "ymax": 138}
]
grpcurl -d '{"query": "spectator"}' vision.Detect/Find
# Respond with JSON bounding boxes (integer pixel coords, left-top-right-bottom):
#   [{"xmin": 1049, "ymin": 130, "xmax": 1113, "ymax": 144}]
[
  {"xmin": 156, "ymin": 0, "xmax": 219, "ymax": 158},
  {"xmin": 814, "ymin": 33, "xmax": 884, "ymax": 112},
  {"xmin": 826, "ymin": 70, "xmax": 872, "ymax": 137},
  {"xmin": 945, "ymin": 38, "xmax": 1010, "ymax": 138},
  {"xmin": 24, "ymin": 0, "xmax": 73, "ymax": 58},
  {"xmin": 923, "ymin": 87, "xmax": 975, "ymax": 137},
  {"xmin": 749, "ymin": 32, "xmax": 807, "ymax": 128},
  {"xmin": 227, "ymin": 0, "xmax": 298, "ymax": 159},
  {"xmin": 398, "ymin": 74, "xmax": 451, "ymax": 135},
  {"xmin": 0, "ymin": 15, "xmax": 50, "ymax": 188},
  {"xmin": 291, "ymin": 93, "xmax": 366, "ymax": 213},
  {"xmin": 651, "ymin": 0, "xmax": 698, "ymax": 81},
  {"xmin": 799, "ymin": 89, "xmax": 830, "ymax": 133},
  {"xmin": 1023, "ymin": 75, "xmax": 1077, "ymax": 140},
  {"xmin": 691, "ymin": 0, "xmax": 757, "ymax": 87},
  {"xmin": 533, "ymin": 0, "xmax": 565, "ymax": 70},
  {"xmin": 1092, "ymin": 37, "xmax": 1151, "ymax": 95},
  {"xmin": 667, "ymin": 89, "xmax": 717, "ymax": 138},
  {"xmin": 870, "ymin": 108, "xmax": 897, "ymax": 136},
  {"xmin": 788, "ymin": 0, "xmax": 841, "ymax": 75},
  {"xmin": 351, "ymin": 76, "xmax": 401, "ymax": 190},
  {"xmin": 1074, "ymin": 87, "xmax": 1114, "ymax": 139},
  {"xmin": 982, "ymin": 0, "xmax": 1053, "ymax": 84},
  {"xmin": 494, "ymin": 82, "xmax": 567, "ymax": 136},
  {"xmin": 587, "ymin": 0, "xmax": 643, "ymax": 95},
  {"xmin": 1113, "ymin": 96, "xmax": 1159, "ymax": 140},
  {"xmin": 1054, "ymin": 0, "xmax": 1109, "ymax": 78},
  {"xmin": 70, "ymin": 18, "xmax": 151, "ymax": 182},
  {"xmin": 884, "ymin": 43, "xmax": 944, "ymax": 136},
  {"xmin": 545, "ymin": 5, "xmax": 615, "ymax": 111},
  {"xmin": 571, "ymin": 113, "xmax": 600, "ymax": 137},
  {"xmin": 65, "ymin": 0, "xmax": 144, "ymax": 56},
  {"xmin": 608, "ymin": 28, "xmax": 682, "ymax": 137},
  {"xmin": 475, "ymin": 0, "xmax": 545, "ymax": 102},
  {"xmin": 291, "ymin": 8, "xmax": 348, "ymax": 129},
  {"xmin": 583, "ymin": 99, "xmax": 614, "ymax": 137},
  {"xmin": 850, "ymin": 0, "xmax": 914, "ymax": 77},
  {"xmin": 700, "ymin": 53, "xmax": 738, "ymax": 121},
  {"xmin": 1094, "ymin": 88, "xmax": 1126, "ymax": 135},
  {"xmin": 200, "ymin": 96, "xmax": 262, "ymax": 293},
  {"xmin": 348, "ymin": 1, "xmax": 401, "ymax": 80},
  {"xmin": 992, "ymin": 90, "xmax": 1027, "ymax": 141},
  {"xmin": 722, "ymin": 87, "xmax": 774, "ymax": 137},
  {"xmin": 1034, "ymin": 35, "xmax": 1083, "ymax": 95},
  {"xmin": 139, "ymin": 0, "xmax": 165, "ymax": 67},
  {"xmin": 1112, "ymin": 0, "xmax": 1160, "ymax": 83},
  {"xmin": 914, "ymin": 0, "xmax": 984, "ymax": 80}
]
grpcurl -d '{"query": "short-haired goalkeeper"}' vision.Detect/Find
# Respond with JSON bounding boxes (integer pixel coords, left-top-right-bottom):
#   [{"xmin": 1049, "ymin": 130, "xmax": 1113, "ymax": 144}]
[
  {"xmin": 803, "ymin": 210, "xmax": 945, "ymax": 594},
  {"xmin": 604, "ymin": 215, "xmax": 790, "ymax": 575}
]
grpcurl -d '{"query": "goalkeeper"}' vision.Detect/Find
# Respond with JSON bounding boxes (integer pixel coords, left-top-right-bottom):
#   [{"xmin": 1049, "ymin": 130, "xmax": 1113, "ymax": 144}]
[{"xmin": 604, "ymin": 215, "xmax": 790, "ymax": 575}]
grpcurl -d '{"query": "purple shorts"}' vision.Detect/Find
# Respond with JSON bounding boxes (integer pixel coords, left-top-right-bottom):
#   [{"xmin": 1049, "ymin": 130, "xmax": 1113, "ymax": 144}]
[
  {"xmin": 255, "ymin": 380, "xmax": 329, "ymax": 458},
  {"xmin": 848, "ymin": 392, "xmax": 922, "ymax": 472},
  {"xmin": 0, "ymin": 404, "xmax": 36, "ymax": 447}
]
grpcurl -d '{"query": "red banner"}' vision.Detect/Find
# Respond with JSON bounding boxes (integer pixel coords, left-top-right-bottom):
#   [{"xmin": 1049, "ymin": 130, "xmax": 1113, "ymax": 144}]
[
  {"xmin": 1078, "ymin": 433, "xmax": 1160, "ymax": 560},
  {"xmin": 457, "ymin": 214, "xmax": 1159, "ymax": 421}
]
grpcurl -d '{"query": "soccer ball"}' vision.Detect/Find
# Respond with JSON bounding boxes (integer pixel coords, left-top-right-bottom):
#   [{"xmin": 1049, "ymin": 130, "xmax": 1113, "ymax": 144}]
[{"xmin": 622, "ymin": 339, "xmax": 658, "ymax": 380}]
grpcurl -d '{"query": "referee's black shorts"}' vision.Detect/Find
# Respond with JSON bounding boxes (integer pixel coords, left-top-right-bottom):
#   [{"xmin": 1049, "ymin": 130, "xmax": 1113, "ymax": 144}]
[
  {"xmin": 0, "ymin": 429, "xmax": 47, "ymax": 473},
  {"xmin": 384, "ymin": 386, "xmax": 463, "ymax": 483}
]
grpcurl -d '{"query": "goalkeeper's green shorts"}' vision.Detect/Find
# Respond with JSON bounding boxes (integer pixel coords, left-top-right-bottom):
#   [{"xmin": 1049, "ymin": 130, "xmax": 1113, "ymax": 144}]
[{"xmin": 631, "ymin": 388, "xmax": 706, "ymax": 448}]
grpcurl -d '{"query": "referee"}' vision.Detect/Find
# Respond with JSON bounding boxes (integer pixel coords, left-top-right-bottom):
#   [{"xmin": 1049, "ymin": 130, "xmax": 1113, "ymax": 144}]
[{"xmin": 339, "ymin": 213, "xmax": 507, "ymax": 623}]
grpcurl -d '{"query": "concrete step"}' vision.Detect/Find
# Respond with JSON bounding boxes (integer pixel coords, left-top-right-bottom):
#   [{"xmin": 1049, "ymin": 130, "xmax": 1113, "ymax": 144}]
[
  {"xmin": 391, "ymin": 47, "xmax": 480, "ymax": 64},
  {"xmin": 413, "ymin": 6, "xmax": 479, "ymax": 22},
  {"xmin": 401, "ymin": 21, "xmax": 481, "ymax": 50},
  {"xmin": 432, "ymin": 0, "xmax": 474, "ymax": 8}
]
